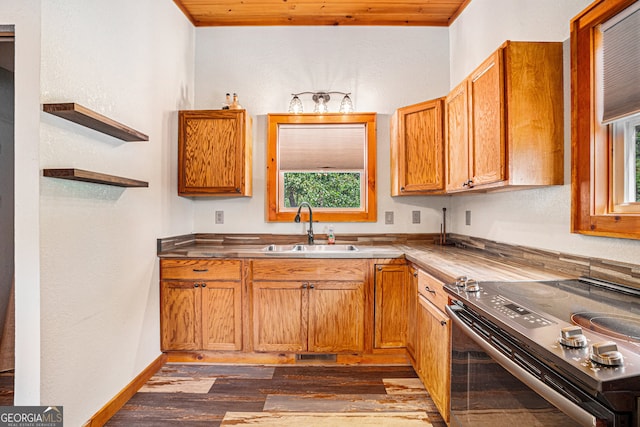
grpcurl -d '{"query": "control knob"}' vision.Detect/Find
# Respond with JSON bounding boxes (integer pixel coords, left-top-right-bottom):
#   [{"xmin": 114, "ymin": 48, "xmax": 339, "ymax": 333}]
[
  {"xmin": 559, "ymin": 325, "xmax": 587, "ymax": 348},
  {"xmin": 590, "ymin": 341, "xmax": 624, "ymax": 366}
]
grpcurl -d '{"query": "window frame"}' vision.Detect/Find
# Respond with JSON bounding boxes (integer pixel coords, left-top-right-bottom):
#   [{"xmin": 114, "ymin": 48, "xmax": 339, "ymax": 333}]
[
  {"xmin": 267, "ymin": 113, "xmax": 377, "ymax": 222},
  {"xmin": 571, "ymin": 0, "xmax": 640, "ymax": 239}
]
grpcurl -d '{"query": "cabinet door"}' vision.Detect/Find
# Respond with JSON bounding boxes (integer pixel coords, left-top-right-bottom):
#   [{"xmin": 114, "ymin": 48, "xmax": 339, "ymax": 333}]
[
  {"xmin": 417, "ymin": 295, "xmax": 450, "ymax": 423},
  {"xmin": 468, "ymin": 50, "xmax": 505, "ymax": 187},
  {"xmin": 406, "ymin": 267, "xmax": 418, "ymax": 358},
  {"xmin": 445, "ymin": 80, "xmax": 470, "ymax": 192},
  {"xmin": 161, "ymin": 281, "xmax": 202, "ymax": 351},
  {"xmin": 374, "ymin": 264, "xmax": 408, "ymax": 348},
  {"xmin": 391, "ymin": 99, "xmax": 445, "ymax": 195},
  {"xmin": 201, "ymin": 281, "xmax": 243, "ymax": 351},
  {"xmin": 308, "ymin": 281, "xmax": 365, "ymax": 352},
  {"xmin": 178, "ymin": 110, "xmax": 252, "ymax": 196},
  {"xmin": 252, "ymin": 281, "xmax": 307, "ymax": 352}
]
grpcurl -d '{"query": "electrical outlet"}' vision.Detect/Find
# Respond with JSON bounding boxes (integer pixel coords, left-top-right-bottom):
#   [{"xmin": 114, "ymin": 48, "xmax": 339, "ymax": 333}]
[
  {"xmin": 215, "ymin": 210, "xmax": 224, "ymax": 224},
  {"xmin": 465, "ymin": 210, "xmax": 471, "ymax": 226},
  {"xmin": 412, "ymin": 210, "xmax": 420, "ymax": 224},
  {"xmin": 385, "ymin": 211, "xmax": 394, "ymax": 224}
]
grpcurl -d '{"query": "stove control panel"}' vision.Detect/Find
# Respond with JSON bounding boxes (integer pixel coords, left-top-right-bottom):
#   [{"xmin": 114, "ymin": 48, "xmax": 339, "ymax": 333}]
[{"xmin": 489, "ymin": 295, "xmax": 556, "ymax": 329}]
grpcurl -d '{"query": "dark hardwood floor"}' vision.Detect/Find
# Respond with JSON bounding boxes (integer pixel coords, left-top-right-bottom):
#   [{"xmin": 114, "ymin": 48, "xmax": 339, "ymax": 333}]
[
  {"xmin": 0, "ymin": 371, "xmax": 14, "ymax": 406},
  {"xmin": 107, "ymin": 363, "xmax": 446, "ymax": 426}
]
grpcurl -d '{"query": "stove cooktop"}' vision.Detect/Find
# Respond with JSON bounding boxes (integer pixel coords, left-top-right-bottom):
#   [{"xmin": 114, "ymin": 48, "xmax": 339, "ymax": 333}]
[{"xmin": 444, "ymin": 277, "xmax": 640, "ymax": 392}]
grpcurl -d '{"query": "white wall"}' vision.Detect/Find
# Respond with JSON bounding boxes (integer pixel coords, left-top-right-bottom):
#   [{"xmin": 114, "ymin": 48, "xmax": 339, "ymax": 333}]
[
  {"xmin": 447, "ymin": 0, "xmax": 640, "ymax": 264},
  {"xmin": 38, "ymin": 1, "xmax": 194, "ymax": 424},
  {"xmin": 192, "ymin": 27, "xmax": 453, "ymax": 237},
  {"xmin": 0, "ymin": 0, "xmax": 42, "ymax": 406}
]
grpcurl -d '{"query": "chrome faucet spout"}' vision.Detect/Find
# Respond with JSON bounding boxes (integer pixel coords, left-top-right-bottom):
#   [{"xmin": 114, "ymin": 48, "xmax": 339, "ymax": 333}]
[{"xmin": 294, "ymin": 202, "xmax": 314, "ymax": 244}]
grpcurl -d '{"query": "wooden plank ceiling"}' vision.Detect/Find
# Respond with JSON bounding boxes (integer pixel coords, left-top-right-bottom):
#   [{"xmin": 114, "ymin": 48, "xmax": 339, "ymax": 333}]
[{"xmin": 174, "ymin": 0, "xmax": 471, "ymax": 26}]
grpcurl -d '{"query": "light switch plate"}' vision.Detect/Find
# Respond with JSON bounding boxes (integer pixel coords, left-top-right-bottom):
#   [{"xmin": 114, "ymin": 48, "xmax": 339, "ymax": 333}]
[
  {"xmin": 215, "ymin": 210, "xmax": 224, "ymax": 224},
  {"xmin": 385, "ymin": 211, "xmax": 394, "ymax": 224}
]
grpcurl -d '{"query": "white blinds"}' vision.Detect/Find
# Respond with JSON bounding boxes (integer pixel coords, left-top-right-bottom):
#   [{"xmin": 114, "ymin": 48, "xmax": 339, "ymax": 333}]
[
  {"xmin": 278, "ymin": 123, "xmax": 366, "ymax": 171},
  {"xmin": 602, "ymin": 2, "xmax": 640, "ymax": 123}
]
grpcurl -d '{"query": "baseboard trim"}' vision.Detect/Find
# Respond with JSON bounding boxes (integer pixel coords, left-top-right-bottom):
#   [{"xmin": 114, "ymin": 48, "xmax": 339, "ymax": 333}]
[{"xmin": 83, "ymin": 353, "xmax": 167, "ymax": 427}]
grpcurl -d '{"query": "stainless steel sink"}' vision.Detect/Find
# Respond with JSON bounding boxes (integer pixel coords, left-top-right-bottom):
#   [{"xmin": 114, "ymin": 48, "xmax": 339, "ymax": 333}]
[{"xmin": 262, "ymin": 244, "xmax": 358, "ymax": 253}]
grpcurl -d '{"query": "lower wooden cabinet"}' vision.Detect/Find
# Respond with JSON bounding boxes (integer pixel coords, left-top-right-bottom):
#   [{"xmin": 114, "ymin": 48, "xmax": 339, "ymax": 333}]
[
  {"xmin": 374, "ymin": 264, "xmax": 408, "ymax": 348},
  {"xmin": 406, "ymin": 266, "xmax": 418, "ymax": 358},
  {"xmin": 160, "ymin": 259, "xmax": 243, "ymax": 351},
  {"xmin": 415, "ymin": 270, "xmax": 450, "ymax": 423},
  {"xmin": 251, "ymin": 259, "xmax": 367, "ymax": 353}
]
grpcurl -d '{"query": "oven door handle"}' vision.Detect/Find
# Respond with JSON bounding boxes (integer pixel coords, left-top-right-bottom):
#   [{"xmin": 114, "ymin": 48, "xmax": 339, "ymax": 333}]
[{"xmin": 446, "ymin": 305, "xmax": 597, "ymax": 427}]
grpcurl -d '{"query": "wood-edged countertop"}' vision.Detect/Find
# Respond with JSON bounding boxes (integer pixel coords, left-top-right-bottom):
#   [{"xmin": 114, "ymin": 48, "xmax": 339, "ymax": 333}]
[{"xmin": 157, "ymin": 233, "xmax": 576, "ymax": 285}]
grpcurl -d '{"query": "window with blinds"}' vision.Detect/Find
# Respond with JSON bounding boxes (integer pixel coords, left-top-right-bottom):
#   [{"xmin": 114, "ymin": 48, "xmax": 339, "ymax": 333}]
[
  {"xmin": 601, "ymin": 2, "xmax": 640, "ymax": 209},
  {"xmin": 277, "ymin": 123, "xmax": 366, "ymax": 210},
  {"xmin": 266, "ymin": 113, "xmax": 377, "ymax": 222},
  {"xmin": 601, "ymin": 2, "xmax": 640, "ymax": 123}
]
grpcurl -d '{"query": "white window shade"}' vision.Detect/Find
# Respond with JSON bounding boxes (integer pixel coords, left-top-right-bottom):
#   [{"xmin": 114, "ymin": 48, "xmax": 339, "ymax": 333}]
[
  {"xmin": 278, "ymin": 124, "xmax": 366, "ymax": 170},
  {"xmin": 602, "ymin": 2, "xmax": 640, "ymax": 123}
]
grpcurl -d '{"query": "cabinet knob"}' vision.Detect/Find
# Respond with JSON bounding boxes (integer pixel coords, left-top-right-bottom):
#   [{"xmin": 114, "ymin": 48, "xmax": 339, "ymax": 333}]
[
  {"xmin": 377, "ymin": 266, "xmax": 383, "ymax": 271},
  {"xmin": 235, "ymin": 187, "xmax": 241, "ymax": 193},
  {"xmin": 440, "ymin": 320, "xmax": 447, "ymax": 326},
  {"xmin": 202, "ymin": 283, "xmax": 207, "ymax": 288},
  {"xmin": 400, "ymin": 186, "xmax": 405, "ymax": 192},
  {"xmin": 194, "ymin": 283, "xmax": 200, "ymax": 288},
  {"xmin": 310, "ymin": 283, "xmax": 315, "ymax": 289},
  {"xmin": 302, "ymin": 283, "xmax": 308, "ymax": 289},
  {"xmin": 413, "ymin": 271, "xmax": 418, "ymax": 277}
]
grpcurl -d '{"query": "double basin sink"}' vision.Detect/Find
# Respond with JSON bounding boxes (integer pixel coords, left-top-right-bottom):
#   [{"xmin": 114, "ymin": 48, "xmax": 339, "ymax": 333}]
[{"xmin": 263, "ymin": 244, "xmax": 358, "ymax": 253}]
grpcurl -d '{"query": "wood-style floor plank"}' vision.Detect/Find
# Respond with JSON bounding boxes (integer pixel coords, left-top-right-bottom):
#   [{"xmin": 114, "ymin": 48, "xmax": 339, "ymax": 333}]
[
  {"xmin": 0, "ymin": 372, "xmax": 13, "ymax": 406},
  {"xmin": 106, "ymin": 364, "xmax": 446, "ymax": 427}
]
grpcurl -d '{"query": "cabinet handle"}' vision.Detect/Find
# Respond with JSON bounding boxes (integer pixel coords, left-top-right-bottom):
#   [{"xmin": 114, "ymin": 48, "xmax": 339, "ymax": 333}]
[
  {"xmin": 194, "ymin": 283, "xmax": 200, "ymax": 288},
  {"xmin": 413, "ymin": 271, "xmax": 418, "ymax": 277},
  {"xmin": 302, "ymin": 283, "xmax": 308, "ymax": 289},
  {"xmin": 425, "ymin": 286, "xmax": 436, "ymax": 295},
  {"xmin": 192, "ymin": 268, "xmax": 209, "ymax": 272},
  {"xmin": 202, "ymin": 283, "xmax": 207, "ymax": 288},
  {"xmin": 467, "ymin": 179, "xmax": 474, "ymax": 188},
  {"xmin": 400, "ymin": 186, "xmax": 405, "ymax": 192},
  {"xmin": 310, "ymin": 283, "xmax": 315, "ymax": 289},
  {"xmin": 235, "ymin": 187, "xmax": 241, "ymax": 193},
  {"xmin": 440, "ymin": 320, "xmax": 447, "ymax": 326}
]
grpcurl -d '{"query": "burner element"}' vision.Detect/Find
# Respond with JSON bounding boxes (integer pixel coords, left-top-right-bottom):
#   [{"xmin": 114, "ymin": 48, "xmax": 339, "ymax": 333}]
[{"xmin": 572, "ymin": 312, "xmax": 640, "ymax": 343}]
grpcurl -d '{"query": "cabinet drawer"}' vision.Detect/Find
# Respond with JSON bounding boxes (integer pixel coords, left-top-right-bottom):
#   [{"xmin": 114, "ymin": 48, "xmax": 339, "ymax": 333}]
[
  {"xmin": 161, "ymin": 259, "xmax": 241, "ymax": 280},
  {"xmin": 251, "ymin": 259, "xmax": 368, "ymax": 281},
  {"xmin": 417, "ymin": 269, "xmax": 448, "ymax": 312}
]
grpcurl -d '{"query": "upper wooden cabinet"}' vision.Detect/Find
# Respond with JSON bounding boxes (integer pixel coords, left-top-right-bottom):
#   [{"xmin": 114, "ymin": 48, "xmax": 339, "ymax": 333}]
[
  {"xmin": 390, "ymin": 99, "xmax": 445, "ymax": 195},
  {"xmin": 446, "ymin": 41, "xmax": 564, "ymax": 192},
  {"xmin": 178, "ymin": 110, "xmax": 252, "ymax": 196}
]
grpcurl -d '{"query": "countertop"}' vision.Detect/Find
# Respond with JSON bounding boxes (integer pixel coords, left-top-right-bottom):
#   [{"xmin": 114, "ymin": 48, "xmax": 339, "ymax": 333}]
[{"xmin": 158, "ymin": 239, "xmax": 574, "ymax": 284}]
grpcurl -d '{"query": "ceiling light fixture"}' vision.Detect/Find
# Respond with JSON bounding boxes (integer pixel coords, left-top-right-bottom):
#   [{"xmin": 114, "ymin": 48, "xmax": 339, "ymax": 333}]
[{"xmin": 288, "ymin": 91, "xmax": 353, "ymax": 114}]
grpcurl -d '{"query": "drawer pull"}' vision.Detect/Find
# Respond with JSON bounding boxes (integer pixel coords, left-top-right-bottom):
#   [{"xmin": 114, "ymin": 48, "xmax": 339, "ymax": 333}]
[
  {"xmin": 192, "ymin": 268, "xmax": 209, "ymax": 272},
  {"xmin": 425, "ymin": 286, "xmax": 436, "ymax": 295}
]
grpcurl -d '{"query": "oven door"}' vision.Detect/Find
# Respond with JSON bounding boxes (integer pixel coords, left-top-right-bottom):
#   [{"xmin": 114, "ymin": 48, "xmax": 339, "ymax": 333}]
[{"xmin": 446, "ymin": 304, "xmax": 617, "ymax": 427}]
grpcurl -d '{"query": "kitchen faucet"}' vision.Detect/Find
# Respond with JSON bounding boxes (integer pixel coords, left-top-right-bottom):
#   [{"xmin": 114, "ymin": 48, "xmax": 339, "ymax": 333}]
[{"xmin": 294, "ymin": 202, "xmax": 314, "ymax": 244}]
